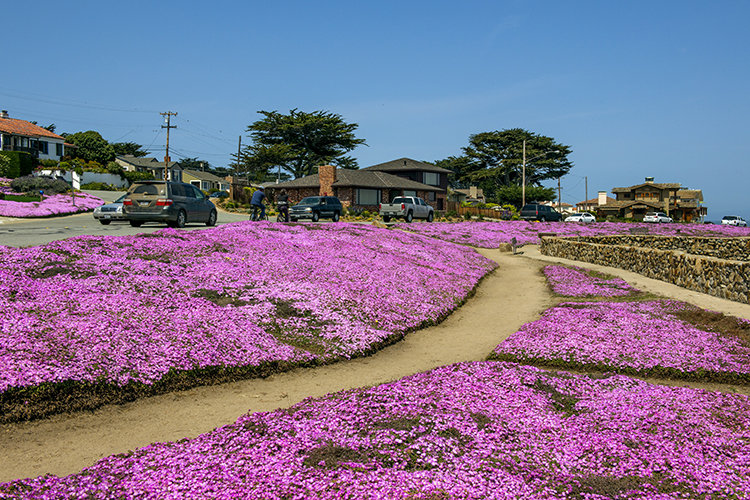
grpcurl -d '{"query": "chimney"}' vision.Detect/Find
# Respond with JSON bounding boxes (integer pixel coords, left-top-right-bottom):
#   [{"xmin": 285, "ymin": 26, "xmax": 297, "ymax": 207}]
[
  {"xmin": 0, "ymin": 110, "xmax": 8, "ymax": 119},
  {"xmin": 469, "ymin": 186, "xmax": 478, "ymax": 199},
  {"xmin": 318, "ymin": 165, "xmax": 336, "ymax": 196},
  {"xmin": 645, "ymin": 176, "xmax": 654, "ymax": 183},
  {"xmin": 598, "ymin": 191, "xmax": 607, "ymax": 206}
]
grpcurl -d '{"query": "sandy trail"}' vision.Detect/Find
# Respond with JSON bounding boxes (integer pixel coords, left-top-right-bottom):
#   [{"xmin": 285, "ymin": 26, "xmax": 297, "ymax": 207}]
[{"xmin": 2, "ymin": 246, "xmax": 750, "ymax": 483}]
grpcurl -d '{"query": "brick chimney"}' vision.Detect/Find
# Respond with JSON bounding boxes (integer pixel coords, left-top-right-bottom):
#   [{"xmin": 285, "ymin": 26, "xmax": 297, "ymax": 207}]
[
  {"xmin": 598, "ymin": 191, "xmax": 607, "ymax": 206},
  {"xmin": 0, "ymin": 110, "xmax": 8, "ymax": 119},
  {"xmin": 319, "ymin": 165, "xmax": 336, "ymax": 196}
]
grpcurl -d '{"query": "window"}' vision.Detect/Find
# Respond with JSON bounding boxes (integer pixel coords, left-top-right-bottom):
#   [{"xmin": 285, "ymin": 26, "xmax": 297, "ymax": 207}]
[
  {"xmin": 356, "ymin": 188, "xmax": 380, "ymax": 205},
  {"xmin": 403, "ymin": 190, "xmax": 416, "ymax": 197},
  {"xmin": 423, "ymin": 172, "xmax": 440, "ymax": 186},
  {"xmin": 56, "ymin": 143, "xmax": 63, "ymax": 156},
  {"xmin": 38, "ymin": 141, "xmax": 48, "ymax": 154},
  {"xmin": 428, "ymin": 191, "xmax": 436, "ymax": 201}
]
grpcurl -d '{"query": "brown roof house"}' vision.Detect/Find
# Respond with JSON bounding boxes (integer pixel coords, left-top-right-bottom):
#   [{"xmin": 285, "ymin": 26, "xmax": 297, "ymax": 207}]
[
  {"xmin": 0, "ymin": 110, "xmax": 69, "ymax": 161},
  {"xmin": 595, "ymin": 177, "xmax": 706, "ymax": 222},
  {"xmin": 265, "ymin": 158, "xmax": 450, "ymax": 210},
  {"xmin": 115, "ymin": 155, "xmax": 183, "ymax": 182}
]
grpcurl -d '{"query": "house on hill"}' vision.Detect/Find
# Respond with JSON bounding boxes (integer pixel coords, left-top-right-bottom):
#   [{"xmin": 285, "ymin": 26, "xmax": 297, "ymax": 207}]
[
  {"xmin": 182, "ymin": 169, "xmax": 230, "ymax": 192},
  {"xmin": 263, "ymin": 158, "xmax": 450, "ymax": 211},
  {"xmin": 595, "ymin": 177, "xmax": 706, "ymax": 222},
  {"xmin": 0, "ymin": 110, "xmax": 70, "ymax": 161},
  {"xmin": 115, "ymin": 155, "xmax": 183, "ymax": 182}
]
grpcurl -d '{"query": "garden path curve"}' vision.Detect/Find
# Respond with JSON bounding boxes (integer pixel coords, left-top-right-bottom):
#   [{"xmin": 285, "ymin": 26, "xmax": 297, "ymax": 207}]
[{"xmin": 1, "ymin": 249, "xmax": 552, "ymax": 482}]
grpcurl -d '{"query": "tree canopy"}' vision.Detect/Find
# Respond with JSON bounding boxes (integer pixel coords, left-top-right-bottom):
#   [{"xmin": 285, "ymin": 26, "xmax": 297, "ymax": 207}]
[
  {"xmin": 64, "ymin": 131, "xmax": 116, "ymax": 164},
  {"xmin": 237, "ymin": 109, "xmax": 366, "ymax": 179},
  {"xmin": 437, "ymin": 128, "xmax": 572, "ymax": 204},
  {"xmin": 112, "ymin": 142, "xmax": 148, "ymax": 158}
]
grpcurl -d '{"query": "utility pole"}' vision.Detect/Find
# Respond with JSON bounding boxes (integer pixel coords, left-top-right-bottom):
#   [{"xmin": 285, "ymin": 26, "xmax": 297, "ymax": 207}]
[
  {"xmin": 557, "ymin": 177, "xmax": 562, "ymax": 212},
  {"xmin": 585, "ymin": 176, "xmax": 588, "ymax": 211},
  {"xmin": 521, "ymin": 140, "xmax": 526, "ymax": 207},
  {"xmin": 161, "ymin": 111, "xmax": 177, "ymax": 181},
  {"xmin": 236, "ymin": 136, "xmax": 242, "ymax": 174}
]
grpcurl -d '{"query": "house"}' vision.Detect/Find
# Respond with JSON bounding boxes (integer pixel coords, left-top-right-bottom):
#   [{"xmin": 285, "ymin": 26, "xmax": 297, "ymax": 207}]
[
  {"xmin": 541, "ymin": 200, "xmax": 574, "ymax": 214},
  {"xmin": 449, "ymin": 186, "xmax": 485, "ymax": 204},
  {"xmin": 261, "ymin": 158, "xmax": 449, "ymax": 210},
  {"xmin": 594, "ymin": 177, "xmax": 707, "ymax": 222},
  {"xmin": 182, "ymin": 169, "xmax": 230, "ymax": 192},
  {"xmin": 576, "ymin": 194, "xmax": 616, "ymax": 213},
  {"xmin": 114, "ymin": 155, "xmax": 183, "ymax": 182},
  {"xmin": 0, "ymin": 110, "xmax": 70, "ymax": 161}
]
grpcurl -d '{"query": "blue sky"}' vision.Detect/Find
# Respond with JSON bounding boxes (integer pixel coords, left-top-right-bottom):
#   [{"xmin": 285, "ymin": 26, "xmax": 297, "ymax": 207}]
[{"xmin": 2, "ymin": 0, "xmax": 748, "ymax": 220}]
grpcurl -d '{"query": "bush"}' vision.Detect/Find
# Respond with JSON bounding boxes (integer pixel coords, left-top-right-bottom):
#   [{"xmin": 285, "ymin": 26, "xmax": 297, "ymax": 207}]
[
  {"xmin": 106, "ymin": 162, "xmax": 124, "ymax": 176},
  {"xmin": 124, "ymin": 171, "xmax": 155, "ymax": 184},
  {"xmin": 10, "ymin": 175, "xmax": 71, "ymax": 195},
  {"xmin": 81, "ymin": 182, "xmax": 118, "ymax": 191},
  {"xmin": 0, "ymin": 151, "xmax": 35, "ymax": 178},
  {"xmin": 39, "ymin": 159, "xmax": 59, "ymax": 169}
]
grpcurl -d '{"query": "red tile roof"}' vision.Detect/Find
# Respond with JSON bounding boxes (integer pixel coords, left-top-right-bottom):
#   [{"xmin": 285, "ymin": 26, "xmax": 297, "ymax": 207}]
[{"xmin": 0, "ymin": 117, "xmax": 65, "ymax": 140}]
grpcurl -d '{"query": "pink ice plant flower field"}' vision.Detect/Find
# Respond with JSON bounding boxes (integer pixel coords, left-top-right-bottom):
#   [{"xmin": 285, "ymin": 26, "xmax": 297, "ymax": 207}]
[
  {"xmin": 493, "ymin": 301, "xmax": 750, "ymax": 382},
  {"xmin": 2, "ymin": 361, "xmax": 748, "ymax": 499},
  {"xmin": 395, "ymin": 221, "xmax": 750, "ymax": 247},
  {"xmin": 0, "ymin": 223, "xmax": 496, "ymax": 396},
  {"xmin": 0, "ymin": 191, "xmax": 104, "ymax": 217},
  {"xmin": 543, "ymin": 265, "xmax": 638, "ymax": 297}
]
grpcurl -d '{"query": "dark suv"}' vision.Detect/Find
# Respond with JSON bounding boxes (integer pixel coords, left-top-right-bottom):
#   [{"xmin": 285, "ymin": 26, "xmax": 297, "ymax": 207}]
[
  {"xmin": 123, "ymin": 180, "xmax": 217, "ymax": 228},
  {"xmin": 519, "ymin": 203, "xmax": 563, "ymax": 222},
  {"xmin": 289, "ymin": 196, "xmax": 343, "ymax": 222}
]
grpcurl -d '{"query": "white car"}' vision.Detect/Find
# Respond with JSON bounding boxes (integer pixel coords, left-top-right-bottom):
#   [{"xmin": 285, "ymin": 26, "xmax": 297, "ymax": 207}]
[
  {"xmin": 721, "ymin": 215, "xmax": 747, "ymax": 227},
  {"xmin": 643, "ymin": 212, "xmax": 673, "ymax": 223},
  {"xmin": 564, "ymin": 212, "xmax": 596, "ymax": 223},
  {"xmin": 92, "ymin": 194, "xmax": 127, "ymax": 225}
]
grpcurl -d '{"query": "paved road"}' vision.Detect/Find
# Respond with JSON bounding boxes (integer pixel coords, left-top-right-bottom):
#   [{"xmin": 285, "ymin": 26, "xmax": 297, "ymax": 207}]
[{"xmin": 0, "ymin": 190, "xmax": 252, "ymax": 247}]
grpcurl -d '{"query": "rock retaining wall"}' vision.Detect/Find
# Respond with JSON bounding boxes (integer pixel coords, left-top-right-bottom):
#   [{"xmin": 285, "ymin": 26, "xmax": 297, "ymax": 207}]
[{"xmin": 540, "ymin": 235, "xmax": 750, "ymax": 303}]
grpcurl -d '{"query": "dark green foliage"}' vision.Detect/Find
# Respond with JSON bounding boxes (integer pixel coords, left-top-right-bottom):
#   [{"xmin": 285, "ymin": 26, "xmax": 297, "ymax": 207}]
[
  {"xmin": 111, "ymin": 141, "xmax": 148, "ymax": 157},
  {"xmin": 0, "ymin": 151, "xmax": 35, "ymax": 178},
  {"xmin": 65, "ymin": 131, "xmax": 116, "ymax": 164},
  {"xmin": 494, "ymin": 184, "xmax": 556, "ymax": 207},
  {"xmin": 239, "ymin": 109, "xmax": 367, "ymax": 179},
  {"xmin": 124, "ymin": 171, "xmax": 155, "ymax": 184},
  {"xmin": 10, "ymin": 175, "xmax": 70, "ymax": 195}
]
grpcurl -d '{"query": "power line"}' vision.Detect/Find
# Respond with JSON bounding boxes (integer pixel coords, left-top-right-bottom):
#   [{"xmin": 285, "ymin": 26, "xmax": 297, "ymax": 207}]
[{"xmin": 0, "ymin": 88, "xmax": 159, "ymax": 114}]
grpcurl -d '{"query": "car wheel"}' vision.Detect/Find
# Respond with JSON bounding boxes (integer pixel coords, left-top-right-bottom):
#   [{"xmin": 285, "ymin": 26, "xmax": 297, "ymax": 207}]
[
  {"xmin": 405, "ymin": 211, "xmax": 413, "ymax": 223},
  {"xmin": 426, "ymin": 212, "xmax": 434, "ymax": 222},
  {"xmin": 332, "ymin": 211, "xmax": 340, "ymax": 222},
  {"xmin": 539, "ymin": 216, "xmax": 546, "ymax": 222},
  {"xmin": 312, "ymin": 212, "xmax": 320, "ymax": 222},
  {"xmin": 174, "ymin": 210, "xmax": 187, "ymax": 228},
  {"xmin": 382, "ymin": 215, "xmax": 391, "ymax": 223},
  {"xmin": 129, "ymin": 220, "xmax": 142, "ymax": 227},
  {"xmin": 99, "ymin": 220, "xmax": 111, "ymax": 225},
  {"xmin": 206, "ymin": 210, "xmax": 217, "ymax": 226}
]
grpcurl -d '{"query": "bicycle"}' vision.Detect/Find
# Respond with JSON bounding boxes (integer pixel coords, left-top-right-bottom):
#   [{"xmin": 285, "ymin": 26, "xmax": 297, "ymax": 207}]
[{"xmin": 250, "ymin": 205, "xmax": 269, "ymax": 221}]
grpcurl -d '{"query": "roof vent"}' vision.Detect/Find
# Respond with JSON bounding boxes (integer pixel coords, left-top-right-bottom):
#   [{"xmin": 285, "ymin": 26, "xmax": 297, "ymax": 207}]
[
  {"xmin": 645, "ymin": 176, "xmax": 654, "ymax": 183},
  {"xmin": 0, "ymin": 110, "xmax": 8, "ymax": 119}
]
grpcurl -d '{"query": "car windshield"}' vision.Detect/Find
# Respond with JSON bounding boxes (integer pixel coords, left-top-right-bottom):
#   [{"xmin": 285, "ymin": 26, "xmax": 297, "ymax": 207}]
[{"xmin": 298, "ymin": 197, "xmax": 322, "ymax": 206}]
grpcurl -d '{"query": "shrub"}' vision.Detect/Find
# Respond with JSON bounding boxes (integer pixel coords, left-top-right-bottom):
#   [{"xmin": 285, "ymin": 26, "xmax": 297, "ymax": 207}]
[
  {"xmin": 81, "ymin": 182, "xmax": 118, "ymax": 191},
  {"xmin": 124, "ymin": 171, "xmax": 155, "ymax": 184},
  {"xmin": 106, "ymin": 162, "xmax": 124, "ymax": 175},
  {"xmin": 10, "ymin": 175, "xmax": 71, "ymax": 195},
  {"xmin": 0, "ymin": 151, "xmax": 35, "ymax": 178},
  {"xmin": 39, "ymin": 159, "xmax": 59, "ymax": 169}
]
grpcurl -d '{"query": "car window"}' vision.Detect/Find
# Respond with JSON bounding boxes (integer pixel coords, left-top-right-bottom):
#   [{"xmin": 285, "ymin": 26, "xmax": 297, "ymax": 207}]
[
  {"xmin": 132, "ymin": 184, "xmax": 162, "ymax": 195},
  {"xmin": 392, "ymin": 197, "xmax": 409, "ymax": 204},
  {"xmin": 183, "ymin": 185, "xmax": 196, "ymax": 198},
  {"xmin": 193, "ymin": 186, "xmax": 205, "ymax": 199},
  {"xmin": 298, "ymin": 197, "xmax": 321, "ymax": 205}
]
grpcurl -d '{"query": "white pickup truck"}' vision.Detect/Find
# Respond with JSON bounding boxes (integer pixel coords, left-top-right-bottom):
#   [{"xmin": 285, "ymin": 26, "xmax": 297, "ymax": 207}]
[{"xmin": 379, "ymin": 196, "xmax": 434, "ymax": 223}]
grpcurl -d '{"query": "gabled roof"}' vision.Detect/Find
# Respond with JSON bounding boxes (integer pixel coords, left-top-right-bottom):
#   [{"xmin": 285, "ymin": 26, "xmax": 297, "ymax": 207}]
[
  {"xmin": 612, "ymin": 182, "xmax": 681, "ymax": 193},
  {"xmin": 271, "ymin": 168, "xmax": 443, "ymax": 192},
  {"xmin": 116, "ymin": 155, "xmax": 179, "ymax": 169},
  {"xmin": 182, "ymin": 169, "xmax": 226, "ymax": 183},
  {"xmin": 677, "ymin": 189, "xmax": 703, "ymax": 201},
  {"xmin": 0, "ymin": 117, "xmax": 65, "ymax": 140},
  {"xmin": 363, "ymin": 157, "xmax": 451, "ymax": 174},
  {"xmin": 576, "ymin": 196, "xmax": 616, "ymax": 206}
]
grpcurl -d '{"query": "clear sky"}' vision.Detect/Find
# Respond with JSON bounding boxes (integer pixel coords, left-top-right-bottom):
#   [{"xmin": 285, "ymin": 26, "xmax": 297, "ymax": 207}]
[{"xmin": 2, "ymin": 0, "xmax": 748, "ymax": 220}]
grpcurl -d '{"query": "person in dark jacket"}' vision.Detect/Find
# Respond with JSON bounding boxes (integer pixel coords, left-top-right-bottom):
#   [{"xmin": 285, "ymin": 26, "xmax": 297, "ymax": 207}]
[
  {"xmin": 250, "ymin": 186, "xmax": 266, "ymax": 221},
  {"xmin": 276, "ymin": 189, "xmax": 289, "ymax": 222}
]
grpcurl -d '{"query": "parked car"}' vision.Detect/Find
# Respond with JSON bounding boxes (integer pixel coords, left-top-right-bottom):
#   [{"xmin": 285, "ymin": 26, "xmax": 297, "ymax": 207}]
[
  {"xmin": 564, "ymin": 212, "xmax": 596, "ymax": 223},
  {"xmin": 123, "ymin": 180, "xmax": 217, "ymax": 228},
  {"xmin": 379, "ymin": 196, "xmax": 434, "ymax": 223},
  {"xmin": 721, "ymin": 215, "xmax": 747, "ymax": 227},
  {"xmin": 519, "ymin": 204, "xmax": 563, "ymax": 222},
  {"xmin": 92, "ymin": 194, "xmax": 127, "ymax": 225},
  {"xmin": 209, "ymin": 191, "xmax": 229, "ymax": 199},
  {"xmin": 643, "ymin": 212, "xmax": 673, "ymax": 223},
  {"xmin": 289, "ymin": 196, "xmax": 343, "ymax": 222}
]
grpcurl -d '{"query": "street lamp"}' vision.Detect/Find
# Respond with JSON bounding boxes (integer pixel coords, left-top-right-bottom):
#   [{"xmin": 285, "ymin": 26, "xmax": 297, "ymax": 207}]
[{"xmin": 522, "ymin": 139, "xmax": 560, "ymax": 207}]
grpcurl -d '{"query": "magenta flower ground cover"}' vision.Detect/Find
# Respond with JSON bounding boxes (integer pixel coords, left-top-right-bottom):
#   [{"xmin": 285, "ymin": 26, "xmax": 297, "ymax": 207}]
[
  {"xmin": 0, "ymin": 192, "xmax": 104, "ymax": 217},
  {"xmin": 543, "ymin": 265, "xmax": 638, "ymax": 297},
  {"xmin": 2, "ymin": 361, "xmax": 748, "ymax": 499},
  {"xmin": 0, "ymin": 222, "xmax": 496, "ymax": 420},
  {"xmin": 395, "ymin": 221, "xmax": 750, "ymax": 247},
  {"xmin": 492, "ymin": 301, "xmax": 750, "ymax": 383}
]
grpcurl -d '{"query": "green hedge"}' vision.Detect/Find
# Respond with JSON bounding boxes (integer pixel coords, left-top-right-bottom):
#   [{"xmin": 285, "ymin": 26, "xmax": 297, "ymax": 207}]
[{"xmin": 0, "ymin": 151, "xmax": 35, "ymax": 178}]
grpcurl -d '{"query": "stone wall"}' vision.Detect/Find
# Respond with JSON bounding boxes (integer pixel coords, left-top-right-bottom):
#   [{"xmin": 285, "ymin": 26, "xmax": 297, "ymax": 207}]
[{"xmin": 540, "ymin": 235, "xmax": 750, "ymax": 303}]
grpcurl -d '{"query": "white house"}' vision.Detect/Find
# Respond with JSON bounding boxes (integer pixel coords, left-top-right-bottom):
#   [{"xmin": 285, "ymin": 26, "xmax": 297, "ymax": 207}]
[{"xmin": 0, "ymin": 110, "xmax": 69, "ymax": 161}]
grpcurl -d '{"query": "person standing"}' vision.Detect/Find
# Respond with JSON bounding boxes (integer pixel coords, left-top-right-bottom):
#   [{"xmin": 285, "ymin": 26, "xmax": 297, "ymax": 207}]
[{"xmin": 250, "ymin": 186, "xmax": 266, "ymax": 221}]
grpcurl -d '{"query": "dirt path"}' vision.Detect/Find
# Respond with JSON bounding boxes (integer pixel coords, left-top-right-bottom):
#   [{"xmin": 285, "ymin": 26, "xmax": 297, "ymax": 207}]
[
  {"xmin": 0, "ymin": 249, "xmax": 554, "ymax": 482},
  {"xmin": 3, "ymin": 247, "xmax": 750, "ymax": 483}
]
